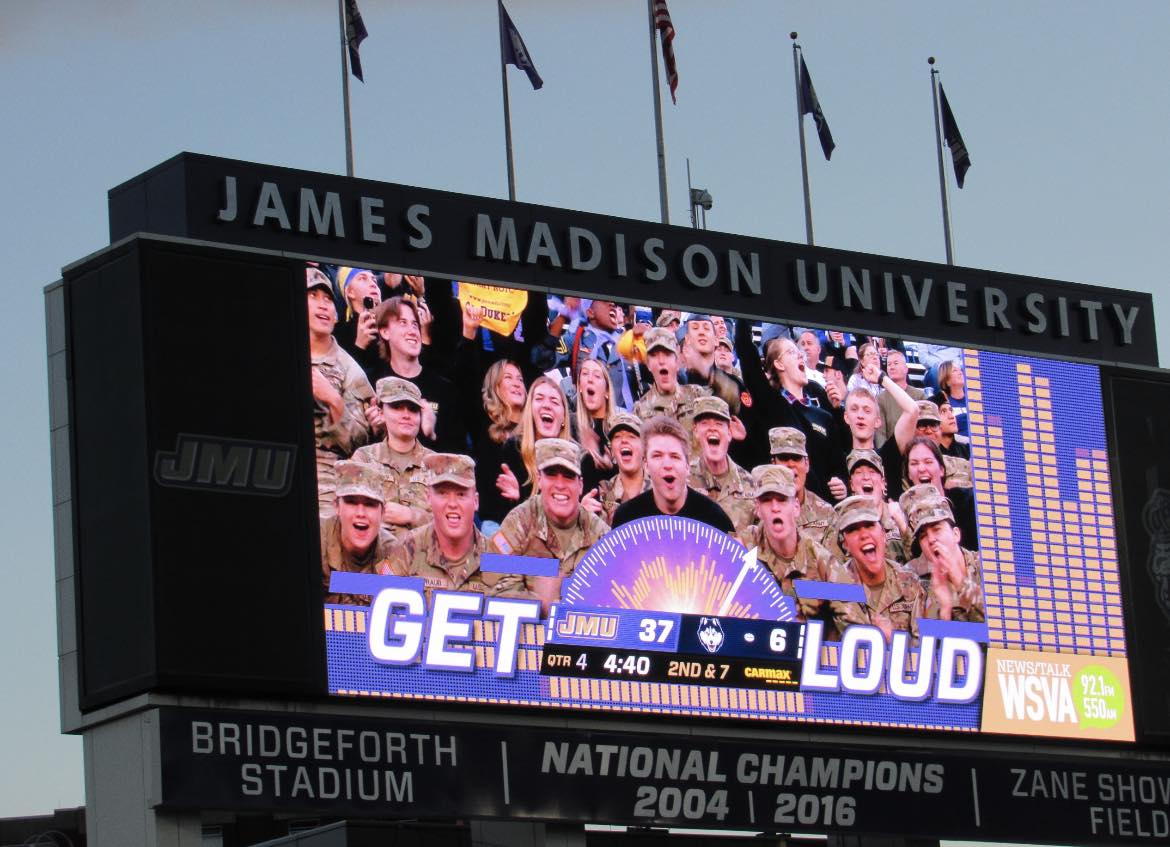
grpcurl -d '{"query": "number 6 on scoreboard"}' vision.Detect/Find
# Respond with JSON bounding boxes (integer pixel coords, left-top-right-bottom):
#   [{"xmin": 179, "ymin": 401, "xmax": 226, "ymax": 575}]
[{"xmin": 638, "ymin": 618, "xmax": 674, "ymax": 643}]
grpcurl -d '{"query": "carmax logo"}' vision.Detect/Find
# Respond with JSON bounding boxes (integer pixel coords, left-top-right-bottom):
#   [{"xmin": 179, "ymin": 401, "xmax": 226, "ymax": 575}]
[{"xmin": 154, "ymin": 433, "xmax": 295, "ymax": 496}]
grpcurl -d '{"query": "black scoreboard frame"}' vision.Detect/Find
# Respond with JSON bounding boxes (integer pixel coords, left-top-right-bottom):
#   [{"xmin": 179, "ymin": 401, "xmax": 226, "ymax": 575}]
[{"xmin": 49, "ymin": 153, "xmax": 1170, "ymax": 844}]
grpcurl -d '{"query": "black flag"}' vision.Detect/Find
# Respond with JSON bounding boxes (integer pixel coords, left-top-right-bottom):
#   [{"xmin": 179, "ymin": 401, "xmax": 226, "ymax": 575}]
[
  {"xmin": 798, "ymin": 56, "xmax": 835, "ymax": 160},
  {"xmin": 499, "ymin": 2, "xmax": 543, "ymax": 90},
  {"xmin": 345, "ymin": 0, "xmax": 368, "ymax": 82},
  {"xmin": 939, "ymin": 83, "xmax": 971, "ymax": 188}
]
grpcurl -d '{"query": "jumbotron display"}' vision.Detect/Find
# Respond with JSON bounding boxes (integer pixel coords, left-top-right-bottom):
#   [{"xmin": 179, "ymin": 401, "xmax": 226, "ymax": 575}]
[{"xmin": 311, "ymin": 262, "xmax": 1132, "ymax": 741}]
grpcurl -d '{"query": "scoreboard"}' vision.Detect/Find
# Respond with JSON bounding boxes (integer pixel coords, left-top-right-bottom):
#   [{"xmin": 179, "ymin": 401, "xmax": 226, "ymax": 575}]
[{"xmin": 50, "ymin": 153, "xmax": 1170, "ymax": 843}]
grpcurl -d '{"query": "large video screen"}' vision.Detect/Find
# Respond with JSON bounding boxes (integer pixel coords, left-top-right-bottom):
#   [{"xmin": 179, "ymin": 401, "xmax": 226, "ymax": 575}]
[{"xmin": 310, "ymin": 261, "xmax": 1132, "ymax": 741}]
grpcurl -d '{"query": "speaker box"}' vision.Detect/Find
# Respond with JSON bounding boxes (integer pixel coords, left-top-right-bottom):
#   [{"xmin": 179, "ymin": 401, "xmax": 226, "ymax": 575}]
[{"xmin": 65, "ymin": 237, "xmax": 323, "ymax": 711}]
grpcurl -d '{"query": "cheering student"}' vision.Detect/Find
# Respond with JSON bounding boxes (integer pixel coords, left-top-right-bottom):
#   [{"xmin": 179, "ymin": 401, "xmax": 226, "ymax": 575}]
[{"xmin": 612, "ymin": 416, "xmax": 735, "ymax": 533}]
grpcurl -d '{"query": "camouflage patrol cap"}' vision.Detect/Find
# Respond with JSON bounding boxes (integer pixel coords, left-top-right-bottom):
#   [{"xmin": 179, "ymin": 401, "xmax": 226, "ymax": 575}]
[
  {"xmin": 335, "ymin": 460, "xmax": 386, "ymax": 503},
  {"xmin": 692, "ymin": 395, "xmax": 731, "ymax": 423},
  {"xmin": 943, "ymin": 454, "xmax": 973, "ymax": 489},
  {"xmin": 846, "ymin": 449, "xmax": 884, "ymax": 476},
  {"xmin": 715, "ymin": 335, "xmax": 733, "ymax": 351},
  {"xmin": 375, "ymin": 376, "xmax": 423, "ymax": 408},
  {"xmin": 306, "ymin": 266, "xmax": 333, "ymax": 293},
  {"xmin": 644, "ymin": 327, "xmax": 679, "ymax": 355},
  {"xmin": 769, "ymin": 426, "xmax": 808, "ymax": 458},
  {"xmin": 535, "ymin": 438, "xmax": 582, "ymax": 475},
  {"xmin": 899, "ymin": 483, "xmax": 955, "ymax": 537},
  {"xmin": 424, "ymin": 453, "xmax": 476, "ymax": 489},
  {"xmin": 655, "ymin": 309, "xmax": 682, "ymax": 328},
  {"xmin": 916, "ymin": 400, "xmax": 942, "ymax": 426},
  {"xmin": 751, "ymin": 464, "xmax": 797, "ymax": 499},
  {"xmin": 606, "ymin": 412, "xmax": 643, "ymax": 438},
  {"xmin": 834, "ymin": 494, "xmax": 882, "ymax": 532}
]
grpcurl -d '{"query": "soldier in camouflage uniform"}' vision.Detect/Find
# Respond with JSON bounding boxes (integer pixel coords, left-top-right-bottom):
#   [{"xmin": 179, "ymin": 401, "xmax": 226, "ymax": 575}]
[
  {"xmin": 308, "ymin": 268, "xmax": 374, "ymax": 517},
  {"xmin": 899, "ymin": 484, "xmax": 985, "ymax": 622},
  {"xmin": 689, "ymin": 396, "xmax": 756, "ymax": 533},
  {"xmin": 769, "ymin": 427, "xmax": 836, "ymax": 547},
  {"xmin": 737, "ymin": 465, "xmax": 852, "ymax": 634},
  {"xmin": 821, "ymin": 449, "xmax": 910, "ymax": 564},
  {"xmin": 492, "ymin": 438, "xmax": 610, "ymax": 613},
  {"xmin": 320, "ymin": 461, "xmax": 396, "ymax": 605},
  {"xmin": 633, "ymin": 327, "xmax": 710, "ymax": 433},
  {"xmin": 595, "ymin": 413, "xmax": 650, "ymax": 525},
  {"xmin": 379, "ymin": 454, "xmax": 526, "ymax": 603},
  {"xmin": 351, "ymin": 377, "xmax": 434, "ymax": 539},
  {"xmin": 831, "ymin": 495, "xmax": 926, "ymax": 642},
  {"xmin": 913, "ymin": 400, "xmax": 973, "ymax": 490}
]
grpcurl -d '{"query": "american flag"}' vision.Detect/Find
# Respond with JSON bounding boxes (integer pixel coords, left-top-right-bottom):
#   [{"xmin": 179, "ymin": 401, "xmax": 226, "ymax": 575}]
[{"xmin": 652, "ymin": 0, "xmax": 678, "ymax": 104}]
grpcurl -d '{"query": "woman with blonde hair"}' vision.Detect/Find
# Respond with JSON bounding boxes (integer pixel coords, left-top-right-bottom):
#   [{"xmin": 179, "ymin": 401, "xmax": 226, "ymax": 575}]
[
  {"xmin": 518, "ymin": 376, "xmax": 573, "ymax": 490},
  {"xmin": 471, "ymin": 359, "xmax": 528, "ymax": 530},
  {"xmin": 573, "ymin": 358, "xmax": 616, "ymax": 491}
]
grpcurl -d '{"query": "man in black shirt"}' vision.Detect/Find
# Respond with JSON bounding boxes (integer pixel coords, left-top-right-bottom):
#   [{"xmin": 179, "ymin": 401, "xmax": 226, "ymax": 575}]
[
  {"xmin": 613, "ymin": 416, "xmax": 735, "ymax": 534},
  {"xmin": 367, "ymin": 296, "xmax": 468, "ymax": 454}
]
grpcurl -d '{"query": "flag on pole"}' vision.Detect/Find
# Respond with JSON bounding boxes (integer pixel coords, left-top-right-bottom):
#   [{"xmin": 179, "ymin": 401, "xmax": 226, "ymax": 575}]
[
  {"xmin": 652, "ymin": 0, "xmax": 678, "ymax": 103},
  {"xmin": 938, "ymin": 83, "xmax": 971, "ymax": 188},
  {"xmin": 798, "ymin": 56, "xmax": 834, "ymax": 160},
  {"xmin": 499, "ymin": 2, "xmax": 543, "ymax": 90},
  {"xmin": 345, "ymin": 0, "xmax": 368, "ymax": 82}
]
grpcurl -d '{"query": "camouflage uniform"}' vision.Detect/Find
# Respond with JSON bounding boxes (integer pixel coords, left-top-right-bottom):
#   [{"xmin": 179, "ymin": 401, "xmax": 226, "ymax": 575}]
[
  {"xmin": 831, "ymin": 494, "xmax": 926, "ymax": 639},
  {"xmin": 899, "ymin": 482, "xmax": 984, "ymax": 622},
  {"xmin": 320, "ymin": 460, "xmax": 394, "ymax": 604},
  {"xmin": 493, "ymin": 496, "xmax": 609, "ymax": 584},
  {"xmin": 835, "ymin": 559, "xmax": 926, "ymax": 639},
  {"xmin": 943, "ymin": 454, "xmax": 973, "ymax": 490},
  {"xmin": 825, "ymin": 505, "xmax": 908, "ymax": 565},
  {"xmin": 596, "ymin": 473, "xmax": 650, "ymax": 526},
  {"xmin": 691, "ymin": 456, "xmax": 756, "ymax": 532},
  {"xmin": 597, "ymin": 413, "xmax": 649, "ymax": 526},
  {"xmin": 380, "ymin": 523, "xmax": 527, "ymax": 603},
  {"xmin": 633, "ymin": 382, "xmax": 710, "ymax": 431},
  {"xmin": 739, "ymin": 526, "xmax": 849, "ymax": 620},
  {"xmin": 320, "ymin": 516, "xmax": 395, "ymax": 605},
  {"xmin": 350, "ymin": 439, "xmax": 434, "ymax": 538},
  {"xmin": 799, "ymin": 489, "xmax": 836, "ymax": 548},
  {"xmin": 916, "ymin": 548, "xmax": 985, "ymax": 622},
  {"xmin": 313, "ymin": 338, "xmax": 374, "ymax": 516},
  {"xmin": 768, "ymin": 427, "xmax": 836, "ymax": 546}
]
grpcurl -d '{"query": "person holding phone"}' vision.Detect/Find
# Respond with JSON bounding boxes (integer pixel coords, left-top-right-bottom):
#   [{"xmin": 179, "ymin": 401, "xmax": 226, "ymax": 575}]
[{"xmin": 332, "ymin": 266, "xmax": 383, "ymax": 376}]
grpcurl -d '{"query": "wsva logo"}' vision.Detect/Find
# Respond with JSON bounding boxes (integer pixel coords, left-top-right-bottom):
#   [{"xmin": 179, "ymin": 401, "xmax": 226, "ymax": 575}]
[{"xmin": 154, "ymin": 434, "xmax": 295, "ymax": 496}]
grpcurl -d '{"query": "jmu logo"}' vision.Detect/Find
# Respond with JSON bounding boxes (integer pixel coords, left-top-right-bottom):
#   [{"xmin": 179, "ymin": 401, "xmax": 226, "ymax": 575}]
[
  {"xmin": 154, "ymin": 433, "xmax": 295, "ymax": 497},
  {"xmin": 1143, "ymin": 488, "xmax": 1170, "ymax": 623},
  {"xmin": 555, "ymin": 611, "xmax": 619, "ymax": 640},
  {"xmin": 697, "ymin": 617, "xmax": 725, "ymax": 654}
]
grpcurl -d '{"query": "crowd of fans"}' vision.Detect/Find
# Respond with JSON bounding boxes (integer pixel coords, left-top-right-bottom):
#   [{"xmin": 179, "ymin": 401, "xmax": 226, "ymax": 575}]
[{"xmin": 311, "ymin": 263, "xmax": 984, "ymax": 640}]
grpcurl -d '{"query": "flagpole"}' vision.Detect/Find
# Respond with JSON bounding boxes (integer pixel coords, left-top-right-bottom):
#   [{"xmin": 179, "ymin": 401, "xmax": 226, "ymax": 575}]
[
  {"xmin": 648, "ymin": 0, "xmax": 670, "ymax": 224},
  {"xmin": 791, "ymin": 34, "xmax": 814, "ymax": 246},
  {"xmin": 929, "ymin": 57, "xmax": 955, "ymax": 265},
  {"xmin": 338, "ymin": 0, "xmax": 355, "ymax": 177},
  {"xmin": 499, "ymin": 4, "xmax": 517, "ymax": 201}
]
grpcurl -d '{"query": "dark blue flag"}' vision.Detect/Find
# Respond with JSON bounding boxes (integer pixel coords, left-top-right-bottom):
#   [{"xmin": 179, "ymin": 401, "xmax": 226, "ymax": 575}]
[
  {"xmin": 345, "ymin": 0, "xmax": 368, "ymax": 82},
  {"xmin": 939, "ymin": 83, "xmax": 971, "ymax": 188},
  {"xmin": 499, "ymin": 1, "xmax": 543, "ymax": 90},
  {"xmin": 798, "ymin": 56, "xmax": 835, "ymax": 161}
]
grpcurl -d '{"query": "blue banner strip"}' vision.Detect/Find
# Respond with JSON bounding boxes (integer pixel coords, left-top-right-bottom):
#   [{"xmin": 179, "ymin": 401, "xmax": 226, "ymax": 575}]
[
  {"xmin": 918, "ymin": 619, "xmax": 989, "ymax": 643},
  {"xmin": 794, "ymin": 579, "xmax": 865, "ymax": 602},
  {"xmin": 481, "ymin": 553, "xmax": 560, "ymax": 576},
  {"xmin": 329, "ymin": 572, "xmax": 425, "ymax": 595}
]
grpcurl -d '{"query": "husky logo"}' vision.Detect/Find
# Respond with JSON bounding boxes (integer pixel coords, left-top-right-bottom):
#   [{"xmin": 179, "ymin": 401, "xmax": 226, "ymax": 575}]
[
  {"xmin": 154, "ymin": 433, "xmax": 296, "ymax": 497},
  {"xmin": 697, "ymin": 617, "xmax": 725, "ymax": 654},
  {"xmin": 1142, "ymin": 488, "xmax": 1170, "ymax": 622}
]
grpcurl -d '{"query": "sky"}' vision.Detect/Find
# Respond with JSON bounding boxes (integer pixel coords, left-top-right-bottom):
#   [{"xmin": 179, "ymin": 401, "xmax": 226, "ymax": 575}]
[{"xmin": 2, "ymin": 0, "xmax": 1169, "ymax": 833}]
